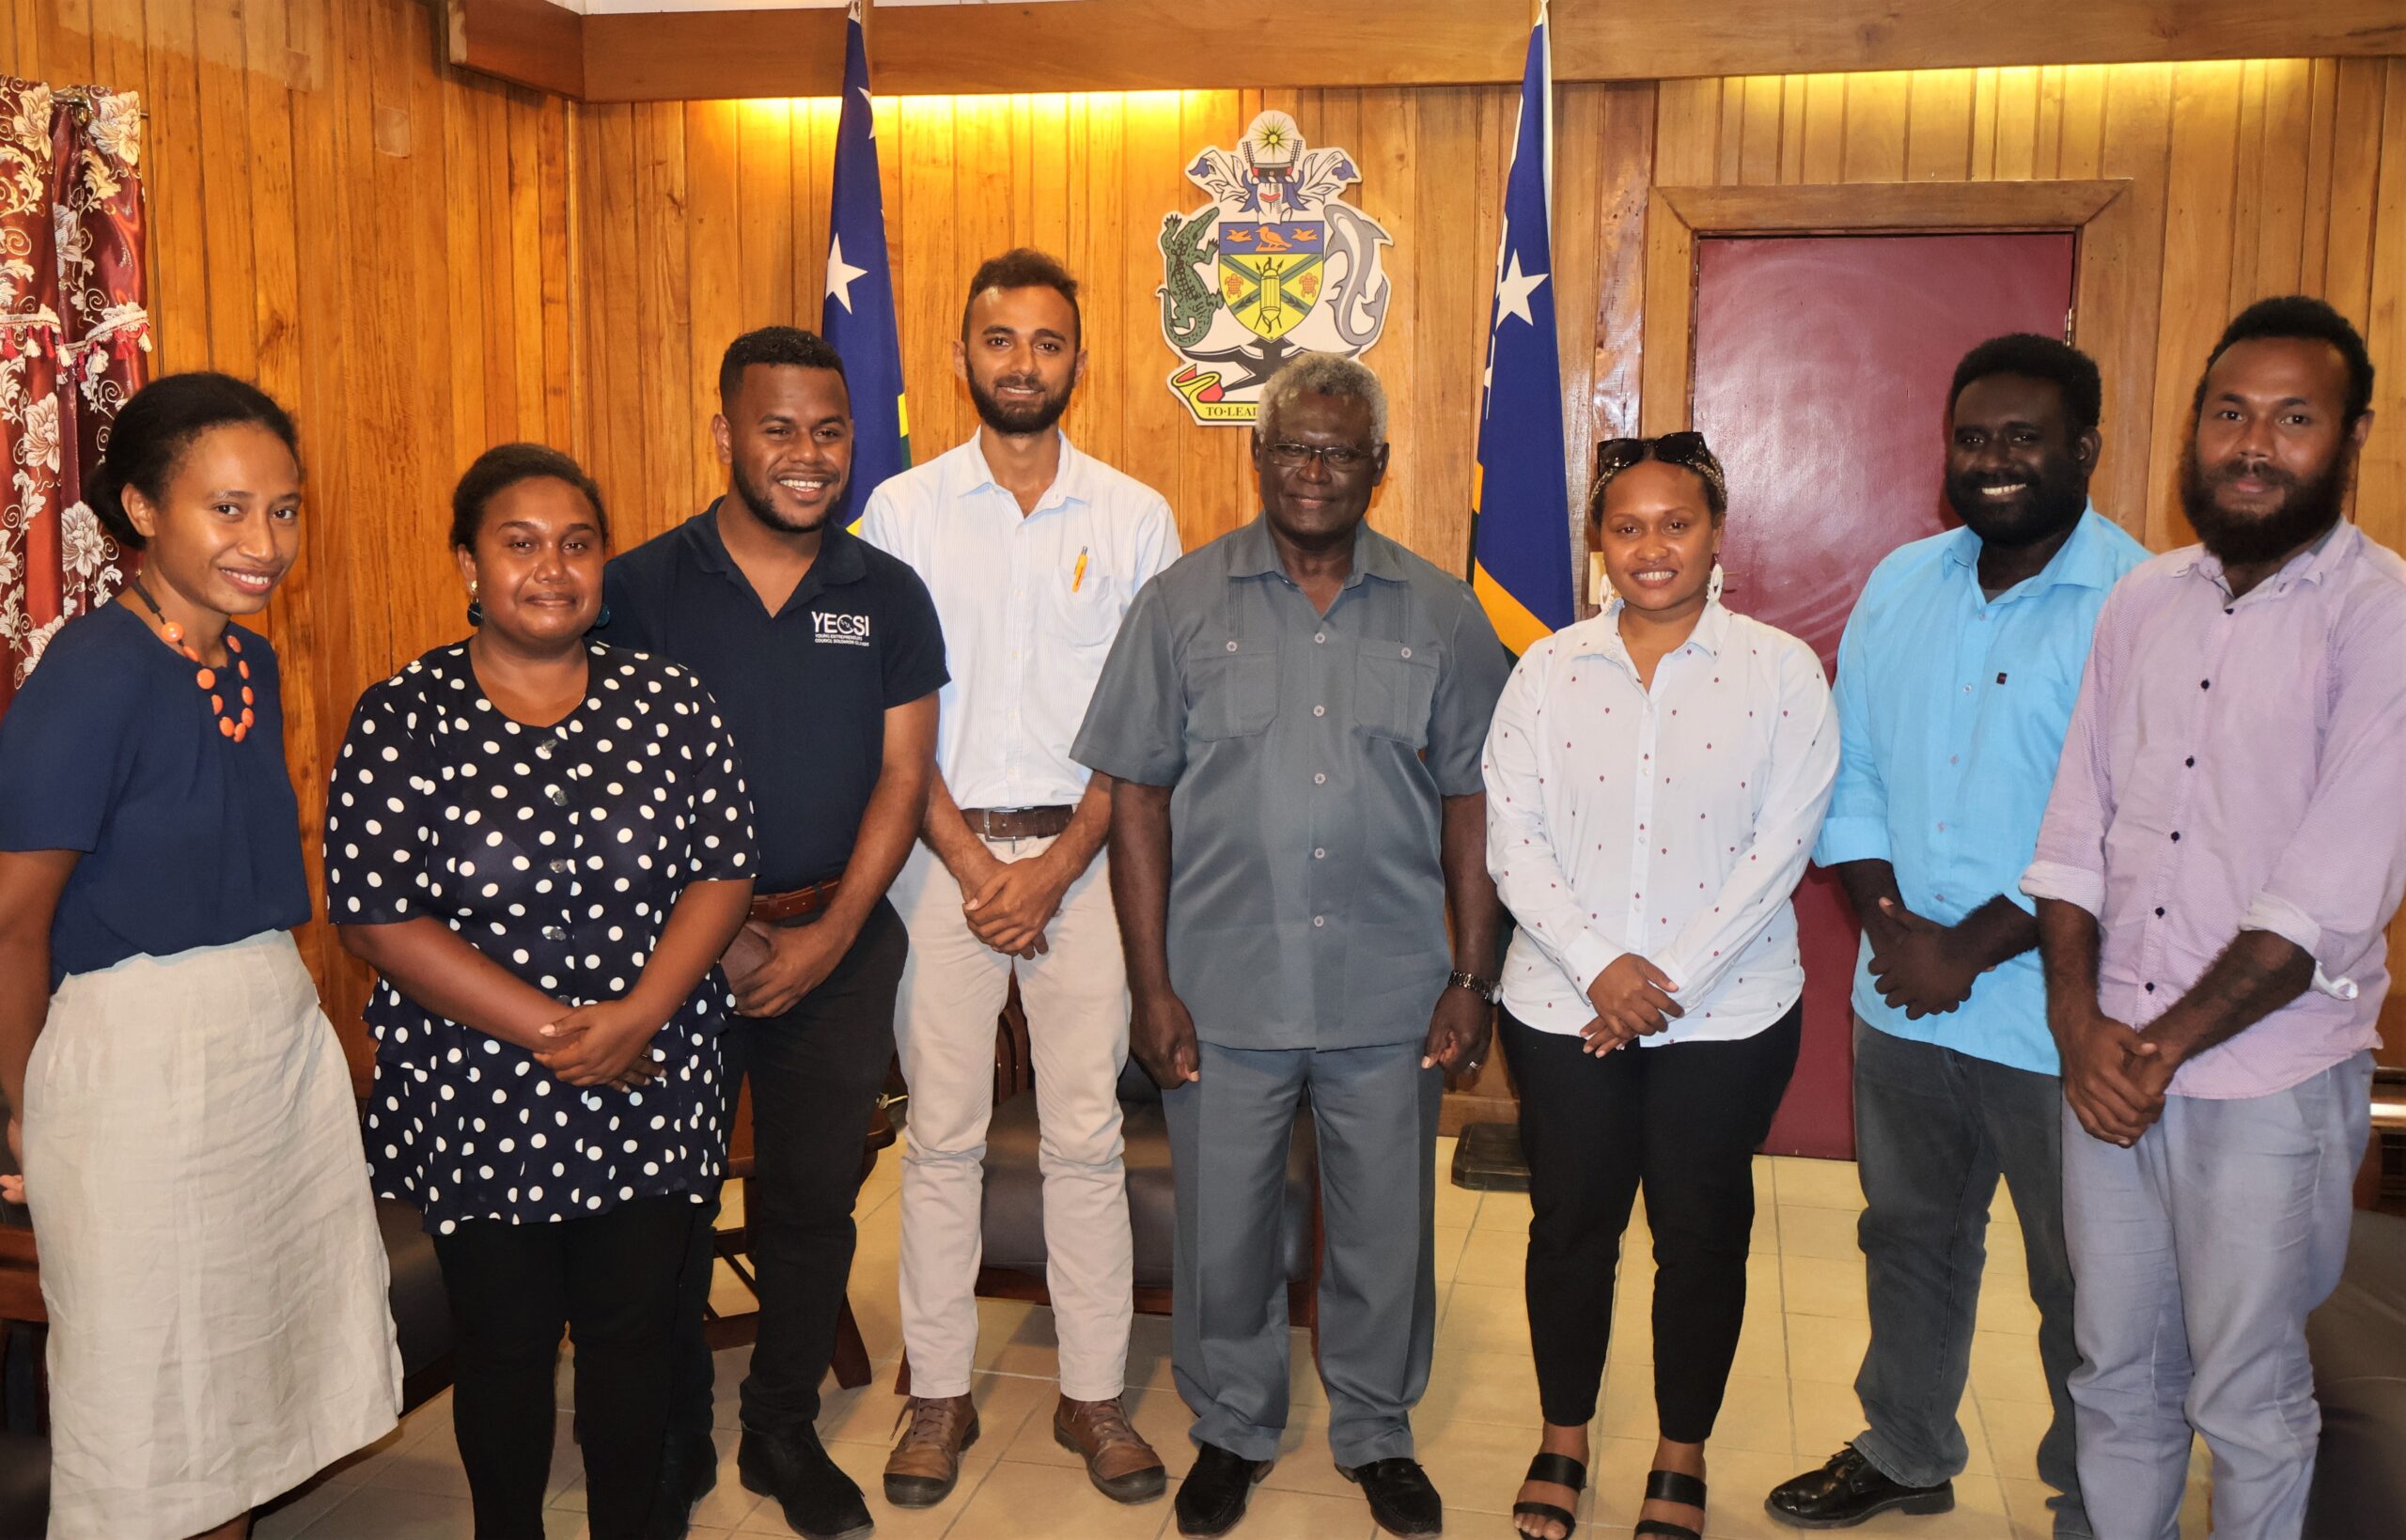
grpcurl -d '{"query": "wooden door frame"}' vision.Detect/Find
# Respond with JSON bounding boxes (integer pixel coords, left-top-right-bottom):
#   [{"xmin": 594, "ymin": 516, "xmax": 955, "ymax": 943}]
[{"xmin": 1629, "ymin": 179, "xmax": 2158, "ymax": 537}]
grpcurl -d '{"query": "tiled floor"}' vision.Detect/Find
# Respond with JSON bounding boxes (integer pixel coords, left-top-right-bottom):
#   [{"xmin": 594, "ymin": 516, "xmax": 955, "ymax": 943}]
[{"xmin": 255, "ymin": 1143, "xmax": 2213, "ymax": 1539}]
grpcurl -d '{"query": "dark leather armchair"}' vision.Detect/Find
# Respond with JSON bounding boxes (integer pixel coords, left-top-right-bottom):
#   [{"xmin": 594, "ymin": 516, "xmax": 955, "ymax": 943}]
[{"xmin": 2305, "ymin": 1208, "xmax": 2406, "ymax": 1538}]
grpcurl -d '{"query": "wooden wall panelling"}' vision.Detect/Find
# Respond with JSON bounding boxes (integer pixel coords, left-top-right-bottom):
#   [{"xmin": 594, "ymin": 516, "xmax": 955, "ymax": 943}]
[
  {"xmin": 1587, "ymin": 81, "xmax": 1657, "ymax": 455},
  {"xmin": 513, "ymin": 0, "xmax": 2406, "ymax": 103},
  {"xmin": 440, "ymin": 0, "xmax": 581, "ymax": 101},
  {"xmin": 2086, "ymin": 64, "xmax": 2175, "ymax": 536},
  {"xmin": 2367, "ymin": 60, "xmax": 2406, "ymax": 1067},
  {"xmin": 2140, "ymin": 61, "xmax": 2244, "ymax": 550}
]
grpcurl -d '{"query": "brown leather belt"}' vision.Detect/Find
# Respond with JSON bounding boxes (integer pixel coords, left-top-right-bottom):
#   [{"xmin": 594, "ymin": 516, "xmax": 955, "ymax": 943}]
[
  {"xmin": 961, "ymin": 804, "xmax": 1073, "ymax": 840},
  {"xmin": 748, "ymin": 878, "xmax": 841, "ymax": 925}
]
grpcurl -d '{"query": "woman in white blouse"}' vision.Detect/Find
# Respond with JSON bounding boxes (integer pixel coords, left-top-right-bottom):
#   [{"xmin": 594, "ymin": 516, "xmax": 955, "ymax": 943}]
[{"xmin": 1484, "ymin": 432, "xmax": 1837, "ymax": 1540}]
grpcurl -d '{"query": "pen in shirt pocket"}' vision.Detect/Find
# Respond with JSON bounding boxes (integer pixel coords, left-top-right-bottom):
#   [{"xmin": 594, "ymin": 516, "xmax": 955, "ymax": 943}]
[{"xmin": 1071, "ymin": 545, "xmax": 1090, "ymax": 593}]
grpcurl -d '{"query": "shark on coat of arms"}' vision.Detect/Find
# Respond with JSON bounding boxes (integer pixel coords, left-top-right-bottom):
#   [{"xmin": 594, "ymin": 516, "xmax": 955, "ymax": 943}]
[{"xmin": 1155, "ymin": 110, "xmax": 1394, "ymax": 426}]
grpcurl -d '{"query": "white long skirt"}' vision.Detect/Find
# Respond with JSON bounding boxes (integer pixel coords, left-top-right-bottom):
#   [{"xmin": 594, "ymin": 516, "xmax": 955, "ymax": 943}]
[{"xmin": 23, "ymin": 932, "xmax": 401, "ymax": 1539}]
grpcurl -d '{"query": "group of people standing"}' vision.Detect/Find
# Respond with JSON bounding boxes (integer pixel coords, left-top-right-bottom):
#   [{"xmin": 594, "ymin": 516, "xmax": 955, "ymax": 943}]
[{"xmin": 0, "ymin": 241, "xmax": 2391, "ymax": 1540}]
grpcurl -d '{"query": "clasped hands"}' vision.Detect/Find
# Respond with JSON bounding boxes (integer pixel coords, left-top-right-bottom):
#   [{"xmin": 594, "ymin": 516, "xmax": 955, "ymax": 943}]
[
  {"xmin": 1580, "ymin": 953, "xmax": 1683, "ymax": 1054},
  {"xmin": 957, "ymin": 846, "xmax": 1077, "ymax": 960},
  {"xmin": 534, "ymin": 999, "xmax": 666, "ymax": 1091},
  {"xmin": 1866, "ymin": 896, "xmax": 1984, "ymax": 1019},
  {"xmin": 2060, "ymin": 1007, "xmax": 2176, "ymax": 1147}
]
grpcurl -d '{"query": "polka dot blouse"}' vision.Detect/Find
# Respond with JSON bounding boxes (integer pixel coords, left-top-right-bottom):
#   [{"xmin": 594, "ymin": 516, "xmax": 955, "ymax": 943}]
[{"xmin": 324, "ymin": 642, "xmax": 757, "ymax": 1231}]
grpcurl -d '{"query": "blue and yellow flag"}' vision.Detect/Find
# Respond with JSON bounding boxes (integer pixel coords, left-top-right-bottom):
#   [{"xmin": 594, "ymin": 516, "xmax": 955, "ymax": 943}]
[
  {"xmin": 821, "ymin": 1, "xmax": 908, "ymax": 521},
  {"xmin": 1468, "ymin": 1, "xmax": 1573, "ymax": 655}
]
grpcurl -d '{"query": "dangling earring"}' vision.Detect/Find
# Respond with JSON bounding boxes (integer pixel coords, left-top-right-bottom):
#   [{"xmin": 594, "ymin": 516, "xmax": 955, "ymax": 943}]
[
  {"xmin": 588, "ymin": 603, "xmax": 613, "ymax": 632},
  {"xmin": 466, "ymin": 582, "xmax": 484, "ymax": 628}
]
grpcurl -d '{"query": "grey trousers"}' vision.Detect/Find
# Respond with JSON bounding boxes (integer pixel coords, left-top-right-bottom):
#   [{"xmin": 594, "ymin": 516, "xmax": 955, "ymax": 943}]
[
  {"xmin": 1850, "ymin": 1018, "xmax": 2087, "ymax": 1536},
  {"xmin": 1162, "ymin": 1038, "xmax": 1443, "ymax": 1467},
  {"xmin": 2062, "ymin": 1052, "xmax": 2371, "ymax": 1540}
]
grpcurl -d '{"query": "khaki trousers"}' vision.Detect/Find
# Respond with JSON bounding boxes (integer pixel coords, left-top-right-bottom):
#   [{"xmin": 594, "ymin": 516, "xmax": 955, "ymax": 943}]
[{"xmin": 889, "ymin": 834, "xmax": 1134, "ymax": 1399}]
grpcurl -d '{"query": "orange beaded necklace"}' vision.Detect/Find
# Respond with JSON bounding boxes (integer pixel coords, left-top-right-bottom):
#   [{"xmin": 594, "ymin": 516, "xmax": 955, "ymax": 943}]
[{"xmin": 128, "ymin": 576, "xmax": 257, "ymax": 742}]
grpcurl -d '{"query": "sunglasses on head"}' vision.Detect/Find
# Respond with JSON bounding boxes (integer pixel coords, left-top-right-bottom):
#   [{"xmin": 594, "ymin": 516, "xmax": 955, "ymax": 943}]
[{"xmin": 1595, "ymin": 430, "xmax": 1711, "ymax": 474}]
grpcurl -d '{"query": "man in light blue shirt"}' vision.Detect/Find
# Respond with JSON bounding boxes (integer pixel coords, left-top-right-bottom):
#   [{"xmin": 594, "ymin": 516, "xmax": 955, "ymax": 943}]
[{"xmin": 1768, "ymin": 336, "xmax": 2146, "ymax": 1537}]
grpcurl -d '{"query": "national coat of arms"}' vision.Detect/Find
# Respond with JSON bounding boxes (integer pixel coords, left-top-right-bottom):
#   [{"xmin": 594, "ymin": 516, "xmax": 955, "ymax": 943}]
[{"xmin": 1156, "ymin": 111, "xmax": 1393, "ymax": 426}]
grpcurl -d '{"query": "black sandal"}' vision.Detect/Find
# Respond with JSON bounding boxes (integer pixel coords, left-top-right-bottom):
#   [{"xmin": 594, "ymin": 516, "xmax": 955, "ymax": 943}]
[
  {"xmin": 1510, "ymin": 1452, "xmax": 1586, "ymax": 1538},
  {"xmin": 1633, "ymin": 1468, "xmax": 1707, "ymax": 1540}
]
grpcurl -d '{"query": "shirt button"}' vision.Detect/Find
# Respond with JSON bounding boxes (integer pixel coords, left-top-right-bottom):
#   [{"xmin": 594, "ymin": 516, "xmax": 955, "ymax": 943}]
[
  {"xmin": 2145, "ymin": 982, "xmax": 2156, "ymax": 993},
  {"xmin": 1313, "ymin": 772, "xmax": 1327, "ymax": 786},
  {"xmin": 1400, "ymin": 646, "xmax": 1413, "ymax": 660},
  {"xmin": 535, "ymin": 739, "xmax": 555, "ymax": 759},
  {"xmin": 1314, "ymin": 848, "xmax": 1326, "ymax": 859},
  {"xmin": 1948, "ymin": 754, "xmax": 1960, "ymax": 765},
  {"xmin": 2200, "ymin": 678, "xmax": 2211, "ymax": 690},
  {"xmin": 1226, "ymin": 640, "xmax": 1239, "ymax": 652},
  {"xmin": 2185, "ymin": 756, "xmax": 2195, "ymax": 768},
  {"xmin": 1314, "ymin": 632, "xmax": 1326, "ymax": 645},
  {"xmin": 1313, "ymin": 704, "xmax": 1327, "ymax": 717},
  {"xmin": 2170, "ymin": 831, "xmax": 2181, "ymax": 842},
  {"xmin": 545, "ymin": 786, "xmax": 569, "ymax": 807},
  {"xmin": 1312, "ymin": 915, "xmax": 1326, "ymax": 927},
  {"xmin": 549, "ymin": 858, "xmax": 573, "ymax": 874},
  {"xmin": 2155, "ymin": 907, "xmax": 2166, "ymax": 917},
  {"xmin": 542, "ymin": 925, "xmax": 567, "ymax": 941}
]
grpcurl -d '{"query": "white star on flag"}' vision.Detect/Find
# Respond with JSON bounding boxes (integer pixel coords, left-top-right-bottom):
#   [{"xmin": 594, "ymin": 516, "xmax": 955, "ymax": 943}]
[
  {"xmin": 826, "ymin": 234, "xmax": 868, "ymax": 313},
  {"xmin": 1495, "ymin": 249, "xmax": 1549, "ymax": 328}
]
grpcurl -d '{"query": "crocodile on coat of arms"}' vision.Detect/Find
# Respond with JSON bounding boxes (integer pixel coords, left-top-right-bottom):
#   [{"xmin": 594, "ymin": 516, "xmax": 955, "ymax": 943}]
[{"xmin": 1156, "ymin": 210, "xmax": 1224, "ymax": 350}]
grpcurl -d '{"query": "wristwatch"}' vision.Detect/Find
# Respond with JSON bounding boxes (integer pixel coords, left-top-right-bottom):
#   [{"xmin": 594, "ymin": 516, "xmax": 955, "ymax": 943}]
[{"xmin": 1446, "ymin": 970, "xmax": 1501, "ymax": 1003}]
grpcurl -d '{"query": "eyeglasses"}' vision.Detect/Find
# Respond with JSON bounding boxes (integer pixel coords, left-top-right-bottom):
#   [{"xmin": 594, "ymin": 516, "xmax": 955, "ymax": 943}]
[{"xmin": 1265, "ymin": 441, "xmax": 1376, "ymax": 472}]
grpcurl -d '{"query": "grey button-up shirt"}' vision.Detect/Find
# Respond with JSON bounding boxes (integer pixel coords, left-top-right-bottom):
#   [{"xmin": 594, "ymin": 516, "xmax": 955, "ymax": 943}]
[{"xmin": 1072, "ymin": 515, "xmax": 1510, "ymax": 1050}]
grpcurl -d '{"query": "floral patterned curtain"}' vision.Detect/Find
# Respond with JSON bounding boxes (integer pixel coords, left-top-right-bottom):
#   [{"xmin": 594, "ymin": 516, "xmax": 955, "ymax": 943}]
[{"xmin": 1, "ymin": 76, "xmax": 147, "ymax": 718}]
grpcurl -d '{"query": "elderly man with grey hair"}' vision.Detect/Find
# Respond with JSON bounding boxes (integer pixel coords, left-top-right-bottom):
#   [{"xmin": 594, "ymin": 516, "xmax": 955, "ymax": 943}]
[{"xmin": 1073, "ymin": 352, "xmax": 1512, "ymax": 1539}]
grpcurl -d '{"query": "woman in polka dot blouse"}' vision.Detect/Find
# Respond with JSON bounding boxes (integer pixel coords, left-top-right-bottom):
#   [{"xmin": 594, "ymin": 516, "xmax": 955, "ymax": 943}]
[{"xmin": 327, "ymin": 444, "xmax": 757, "ymax": 1540}]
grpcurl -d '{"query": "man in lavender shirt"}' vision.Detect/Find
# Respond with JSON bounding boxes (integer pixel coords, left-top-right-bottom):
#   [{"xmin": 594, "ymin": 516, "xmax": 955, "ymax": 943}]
[{"xmin": 2023, "ymin": 295, "xmax": 2403, "ymax": 1539}]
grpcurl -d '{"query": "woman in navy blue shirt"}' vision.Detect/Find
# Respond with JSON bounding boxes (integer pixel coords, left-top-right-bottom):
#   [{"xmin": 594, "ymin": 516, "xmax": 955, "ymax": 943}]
[
  {"xmin": 328, "ymin": 444, "xmax": 755, "ymax": 1540},
  {"xmin": 0, "ymin": 374, "xmax": 400, "ymax": 1540}
]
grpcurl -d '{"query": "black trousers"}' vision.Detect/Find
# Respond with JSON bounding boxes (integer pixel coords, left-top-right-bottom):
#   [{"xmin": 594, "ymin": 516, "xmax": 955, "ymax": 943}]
[
  {"xmin": 431, "ymin": 1195, "xmax": 699, "ymax": 1540},
  {"xmin": 1500, "ymin": 1003, "xmax": 1801, "ymax": 1441},
  {"xmin": 666, "ymin": 898, "xmax": 907, "ymax": 1440}
]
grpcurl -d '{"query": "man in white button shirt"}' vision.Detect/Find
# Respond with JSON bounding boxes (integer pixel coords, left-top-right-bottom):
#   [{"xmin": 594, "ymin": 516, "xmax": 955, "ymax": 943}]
[{"xmin": 859, "ymin": 249, "xmax": 1181, "ymax": 1510}]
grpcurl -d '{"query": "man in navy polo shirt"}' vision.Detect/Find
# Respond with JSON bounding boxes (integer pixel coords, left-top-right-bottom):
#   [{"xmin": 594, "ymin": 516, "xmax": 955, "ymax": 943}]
[{"xmin": 600, "ymin": 326, "xmax": 945, "ymax": 1540}]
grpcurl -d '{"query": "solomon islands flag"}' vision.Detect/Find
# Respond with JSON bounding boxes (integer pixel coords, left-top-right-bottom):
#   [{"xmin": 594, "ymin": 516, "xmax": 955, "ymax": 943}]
[
  {"xmin": 821, "ymin": 1, "xmax": 908, "ymax": 521},
  {"xmin": 1468, "ymin": 0, "xmax": 1574, "ymax": 654}
]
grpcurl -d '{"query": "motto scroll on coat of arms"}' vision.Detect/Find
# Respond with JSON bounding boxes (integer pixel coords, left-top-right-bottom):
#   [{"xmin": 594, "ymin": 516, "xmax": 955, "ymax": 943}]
[{"xmin": 1155, "ymin": 111, "xmax": 1394, "ymax": 426}]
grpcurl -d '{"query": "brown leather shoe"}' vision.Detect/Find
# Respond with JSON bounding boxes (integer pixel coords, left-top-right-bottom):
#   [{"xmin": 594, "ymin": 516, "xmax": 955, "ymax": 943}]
[
  {"xmin": 1055, "ymin": 1394, "xmax": 1169, "ymax": 1503},
  {"xmin": 883, "ymin": 1392, "xmax": 978, "ymax": 1508}
]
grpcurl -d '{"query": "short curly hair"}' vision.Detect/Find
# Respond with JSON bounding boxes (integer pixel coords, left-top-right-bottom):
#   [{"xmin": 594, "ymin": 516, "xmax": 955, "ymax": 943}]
[
  {"xmin": 2193, "ymin": 295, "xmax": 2374, "ymax": 427},
  {"xmin": 1948, "ymin": 334, "xmax": 2103, "ymax": 434}
]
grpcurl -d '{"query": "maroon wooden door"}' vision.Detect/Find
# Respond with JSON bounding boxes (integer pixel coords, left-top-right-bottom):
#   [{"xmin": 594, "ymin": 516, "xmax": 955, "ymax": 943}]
[{"xmin": 1690, "ymin": 232, "xmax": 2077, "ymax": 1159}]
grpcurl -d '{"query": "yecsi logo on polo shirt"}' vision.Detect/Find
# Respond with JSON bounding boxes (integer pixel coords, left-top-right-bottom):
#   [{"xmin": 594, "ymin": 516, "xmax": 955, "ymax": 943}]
[{"xmin": 812, "ymin": 612, "xmax": 873, "ymax": 646}]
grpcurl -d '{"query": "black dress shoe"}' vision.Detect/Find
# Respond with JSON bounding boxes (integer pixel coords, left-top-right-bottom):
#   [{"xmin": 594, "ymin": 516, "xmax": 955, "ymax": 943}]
[
  {"xmin": 1766, "ymin": 1446, "xmax": 1953, "ymax": 1530},
  {"xmin": 738, "ymin": 1423, "xmax": 874, "ymax": 1540},
  {"xmin": 645, "ymin": 1428, "xmax": 722, "ymax": 1540},
  {"xmin": 1339, "ymin": 1456, "xmax": 1444, "ymax": 1538},
  {"xmin": 1177, "ymin": 1441, "xmax": 1273, "ymax": 1537}
]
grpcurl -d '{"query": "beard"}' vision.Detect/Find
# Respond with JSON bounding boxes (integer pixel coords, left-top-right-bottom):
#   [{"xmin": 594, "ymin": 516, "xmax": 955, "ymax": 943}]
[
  {"xmin": 730, "ymin": 459, "xmax": 838, "ymax": 535},
  {"xmin": 1944, "ymin": 452, "xmax": 2088, "ymax": 549},
  {"xmin": 2179, "ymin": 441, "xmax": 2352, "ymax": 568},
  {"xmin": 968, "ymin": 369, "xmax": 1072, "ymax": 437}
]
